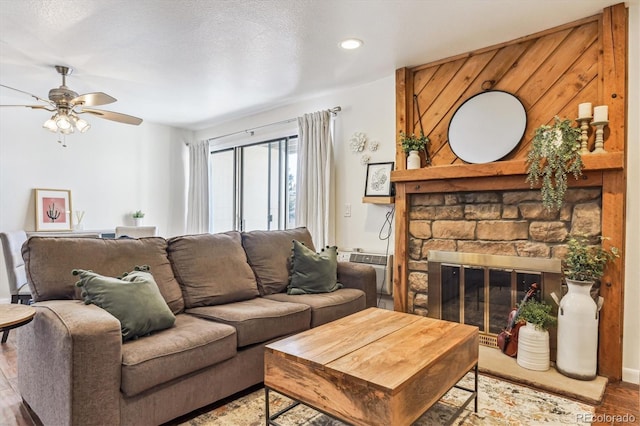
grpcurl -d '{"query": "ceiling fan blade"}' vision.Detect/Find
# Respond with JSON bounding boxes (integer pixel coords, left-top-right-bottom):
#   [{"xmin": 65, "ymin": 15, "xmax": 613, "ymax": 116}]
[
  {"xmin": 0, "ymin": 104, "xmax": 55, "ymax": 111},
  {"xmin": 81, "ymin": 108, "xmax": 143, "ymax": 125},
  {"xmin": 0, "ymin": 83, "xmax": 55, "ymax": 107},
  {"xmin": 71, "ymin": 92, "xmax": 117, "ymax": 107}
]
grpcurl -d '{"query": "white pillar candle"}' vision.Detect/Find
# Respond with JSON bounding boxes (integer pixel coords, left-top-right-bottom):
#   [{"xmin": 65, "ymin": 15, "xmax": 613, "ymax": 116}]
[
  {"xmin": 594, "ymin": 105, "xmax": 608, "ymax": 122},
  {"xmin": 578, "ymin": 102, "xmax": 592, "ymax": 119}
]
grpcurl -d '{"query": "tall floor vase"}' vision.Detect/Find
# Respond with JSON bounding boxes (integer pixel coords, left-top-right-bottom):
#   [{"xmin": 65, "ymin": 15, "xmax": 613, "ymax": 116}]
[{"xmin": 556, "ymin": 278, "xmax": 601, "ymax": 380}]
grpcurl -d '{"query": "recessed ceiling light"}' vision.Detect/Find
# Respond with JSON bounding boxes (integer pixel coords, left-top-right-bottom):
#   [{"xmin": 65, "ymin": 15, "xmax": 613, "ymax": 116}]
[{"xmin": 340, "ymin": 38, "xmax": 363, "ymax": 50}]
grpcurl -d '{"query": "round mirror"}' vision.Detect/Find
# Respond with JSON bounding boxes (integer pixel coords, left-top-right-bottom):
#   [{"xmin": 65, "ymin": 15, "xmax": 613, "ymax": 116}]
[{"xmin": 448, "ymin": 91, "xmax": 527, "ymax": 164}]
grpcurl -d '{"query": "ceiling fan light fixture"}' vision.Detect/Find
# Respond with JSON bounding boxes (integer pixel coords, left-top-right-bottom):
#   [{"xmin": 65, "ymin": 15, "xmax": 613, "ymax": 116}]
[
  {"xmin": 60, "ymin": 125, "xmax": 74, "ymax": 135},
  {"xmin": 6, "ymin": 64, "xmax": 142, "ymax": 142},
  {"xmin": 43, "ymin": 117, "xmax": 58, "ymax": 132},
  {"xmin": 76, "ymin": 118, "xmax": 90, "ymax": 133},
  {"xmin": 71, "ymin": 115, "xmax": 91, "ymax": 133},
  {"xmin": 55, "ymin": 113, "xmax": 72, "ymax": 130}
]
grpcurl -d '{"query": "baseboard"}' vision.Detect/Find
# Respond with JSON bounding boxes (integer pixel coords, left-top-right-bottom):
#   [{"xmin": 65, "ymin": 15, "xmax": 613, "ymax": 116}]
[
  {"xmin": 0, "ymin": 298, "xmax": 10, "ymax": 304},
  {"xmin": 622, "ymin": 367, "xmax": 640, "ymax": 384}
]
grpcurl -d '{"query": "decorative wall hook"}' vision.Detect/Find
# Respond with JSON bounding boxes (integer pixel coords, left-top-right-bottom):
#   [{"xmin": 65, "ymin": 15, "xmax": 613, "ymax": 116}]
[{"xmin": 481, "ymin": 80, "xmax": 496, "ymax": 90}]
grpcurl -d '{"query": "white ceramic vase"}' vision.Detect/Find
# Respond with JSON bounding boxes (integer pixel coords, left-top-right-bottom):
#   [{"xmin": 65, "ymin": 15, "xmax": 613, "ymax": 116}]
[
  {"xmin": 517, "ymin": 322, "xmax": 550, "ymax": 371},
  {"xmin": 134, "ymin": 217, "xmax": 143, "ymax": 226},
  {"xmin": 407, "ymin": 150, "xmax": 421, "ymax": 169},
  {"xmin": 556, "ymin": 278, "xmax": 601, "ymax": 380}
]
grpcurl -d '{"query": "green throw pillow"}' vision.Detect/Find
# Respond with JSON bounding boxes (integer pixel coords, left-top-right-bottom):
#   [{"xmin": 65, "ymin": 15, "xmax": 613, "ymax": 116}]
[
  {"xmin": 73, "ymin": 268, "xmax": 176, "ymax": 341},
  {"xmin": 287, "ymin": 240, "xmax": 342, "ymax": 295}
]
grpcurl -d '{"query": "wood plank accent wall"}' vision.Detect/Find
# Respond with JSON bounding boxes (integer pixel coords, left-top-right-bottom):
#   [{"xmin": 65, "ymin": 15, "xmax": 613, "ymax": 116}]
[{"xmin": 392, "ymin": 4, "xmax": 627, "ymax": 379}]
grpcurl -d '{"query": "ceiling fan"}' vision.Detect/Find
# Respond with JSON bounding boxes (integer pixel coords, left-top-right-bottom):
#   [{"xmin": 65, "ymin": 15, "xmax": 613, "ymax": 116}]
[{"xmin": 0, "ymin": 65, "xmax": 143, "ymax": 135}]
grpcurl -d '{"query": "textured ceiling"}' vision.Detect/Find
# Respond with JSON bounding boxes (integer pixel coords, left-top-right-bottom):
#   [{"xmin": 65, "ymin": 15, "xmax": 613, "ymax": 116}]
[{"xmin": 0, "ymin": 0, "xmax": 626, "ymax": 130}]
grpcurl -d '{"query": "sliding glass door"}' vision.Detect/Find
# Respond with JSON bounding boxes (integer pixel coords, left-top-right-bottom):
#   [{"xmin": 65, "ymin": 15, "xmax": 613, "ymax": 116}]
[{"xmin": 210, "ymin": 136, "xmax": 297, "ymax": 233}]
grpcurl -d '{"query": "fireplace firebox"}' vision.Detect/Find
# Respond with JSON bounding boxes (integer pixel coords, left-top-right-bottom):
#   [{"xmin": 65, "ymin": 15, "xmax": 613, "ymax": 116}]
[{"xmin": 427, "ymin": 251, "xmax": 562, "ymax": 357}]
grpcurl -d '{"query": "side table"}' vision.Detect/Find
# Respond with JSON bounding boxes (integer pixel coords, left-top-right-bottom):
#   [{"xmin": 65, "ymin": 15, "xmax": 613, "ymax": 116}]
[{"xmin": 1, "ymin": 304, "xmax": 36, "ymax": 343}]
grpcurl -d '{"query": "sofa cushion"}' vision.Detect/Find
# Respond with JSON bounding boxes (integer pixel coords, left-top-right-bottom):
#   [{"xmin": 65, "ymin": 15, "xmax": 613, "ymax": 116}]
[
  {"xmin": 288, "ymin": 240, "xmax": 342, "ymax": 295},
  {"xmin": 22, "ymin": 237, "xmax": 185, "ymax": 313},
  {"xmin": 186, "ymin": 298, "xmax": 310, "ymax": 347},
  {"xmin": 121, "ymin": 314, "xmax": 237, "ymax": 397},
  {"xmin": 264, "ymin": 288, "xmax": 366, "ymax": 327},
  {"xmin": 167, "ymin": 232, "xmax": 259, "ymax": 308},
  {"xmin": 74, "ymin": 268, "xmax": 176, "ymax": 341},
  {"xmin": 242, "ymin": 227, "xmax": 315, "ymax": 295}
]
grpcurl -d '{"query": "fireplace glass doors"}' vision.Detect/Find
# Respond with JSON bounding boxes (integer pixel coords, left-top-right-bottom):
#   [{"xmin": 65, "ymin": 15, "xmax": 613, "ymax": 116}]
[{"xmin": 428, "ymin": 251, "xmax": 562, "ymax": 349}]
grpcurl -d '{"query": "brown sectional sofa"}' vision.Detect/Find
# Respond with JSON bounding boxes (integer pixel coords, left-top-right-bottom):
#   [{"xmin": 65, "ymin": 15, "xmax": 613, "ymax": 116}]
[{"xmin": 17, "ymin": 228, "xmax": 376, "ymax": 426}]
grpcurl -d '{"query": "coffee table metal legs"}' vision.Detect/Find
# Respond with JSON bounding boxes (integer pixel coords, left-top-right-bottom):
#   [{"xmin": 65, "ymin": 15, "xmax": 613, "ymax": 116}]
[
  {"xmin": 265, "ymin": 364, "xmax": 478, "ymax": 426},
  {"xmin": 446, "ymin": 363, "xmax": 478, "ymax": 425},
  {"xmin": 265, "ymin": 386, "xmax": 348, "ymax": 426},
  {"xmin": 265, "ymin": 387, "xmax": 306, "ymax": 426}
]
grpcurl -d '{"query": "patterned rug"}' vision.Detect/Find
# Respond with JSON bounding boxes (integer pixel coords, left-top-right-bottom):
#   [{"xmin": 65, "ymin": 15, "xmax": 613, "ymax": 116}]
[{"xmin": 180, "ymin": 373, "xmax": 595, "ymax": 425}]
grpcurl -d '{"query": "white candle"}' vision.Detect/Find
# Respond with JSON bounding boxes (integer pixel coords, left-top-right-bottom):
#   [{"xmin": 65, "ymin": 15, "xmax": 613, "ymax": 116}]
[
  {"xmin": 578, "ymin": 102, "xmax": 592, "ymax": 119},
  {"xmin": 594, "ymin": 105, "xmax": 608, "ymax": 122}
]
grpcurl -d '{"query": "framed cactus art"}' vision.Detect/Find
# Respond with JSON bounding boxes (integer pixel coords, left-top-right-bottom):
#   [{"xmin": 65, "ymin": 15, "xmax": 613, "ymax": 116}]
[{"xmin": 35, "ymin": 188, "xmax": 72, "ymax": 231}]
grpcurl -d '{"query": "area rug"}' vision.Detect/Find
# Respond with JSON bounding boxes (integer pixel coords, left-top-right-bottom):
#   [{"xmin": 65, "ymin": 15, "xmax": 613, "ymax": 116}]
[{"xmin": 180, "ymin": 373, "xmax": 595, "ymax": 425}]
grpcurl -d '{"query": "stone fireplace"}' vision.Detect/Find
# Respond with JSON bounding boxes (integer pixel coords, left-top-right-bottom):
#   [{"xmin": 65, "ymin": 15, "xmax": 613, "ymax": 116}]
[
  {"xmin": 403, "ymin": 187, "xmax": 602, "ymax": 357},
  {"xmin": 391, "ymin": 4, "xmax": 626, "ymax": 379}
]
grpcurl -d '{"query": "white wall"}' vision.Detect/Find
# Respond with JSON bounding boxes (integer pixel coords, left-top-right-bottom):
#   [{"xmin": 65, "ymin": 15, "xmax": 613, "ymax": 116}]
[
  {"xmin": 195, "ymin": 76, "xmax": 397, "ymax": 254},
  {"xmin": 623, "ymin": 0, "xmax": 640, "ymax": 385},
  {"xmin": 0, "ymin": 108, "xmax": 192, "ymax": 300}
]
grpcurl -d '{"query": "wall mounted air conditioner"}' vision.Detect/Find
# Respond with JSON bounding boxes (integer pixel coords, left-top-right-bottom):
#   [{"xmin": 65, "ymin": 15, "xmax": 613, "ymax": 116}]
[{"xmin": 338, "ymin": 251, "xmax": 393, "ymax": 295}]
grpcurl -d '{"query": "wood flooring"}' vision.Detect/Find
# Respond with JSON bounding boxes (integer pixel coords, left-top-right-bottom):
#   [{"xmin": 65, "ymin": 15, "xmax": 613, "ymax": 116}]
[{"xmin": 0, "ymin": 331, "xmax": 637, "ymax": 426}]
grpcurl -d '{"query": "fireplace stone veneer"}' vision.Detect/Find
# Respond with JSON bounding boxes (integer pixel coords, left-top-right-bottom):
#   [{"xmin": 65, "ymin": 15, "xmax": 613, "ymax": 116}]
[{"xmin": 406, "ymin": 188, "xmax": 602, "ymax": 321}]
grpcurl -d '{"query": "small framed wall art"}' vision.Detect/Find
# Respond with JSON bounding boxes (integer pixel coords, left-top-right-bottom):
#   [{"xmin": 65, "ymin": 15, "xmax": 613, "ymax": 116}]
[
  {"xmin": 35, "ymin": 188, "xmax": 72, "ymax": 231},
  {"xmin": 364, "ymin": 162, "xmax": 394, "ymax": 197}
]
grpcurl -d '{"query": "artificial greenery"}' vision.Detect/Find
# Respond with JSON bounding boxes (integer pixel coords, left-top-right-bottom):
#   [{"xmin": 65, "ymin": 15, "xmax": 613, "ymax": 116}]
[
  {"xmin": 400, "ymin": 130, "xmax": 430, "ymax": 154},
  {"xmin": 525, "ymin": 117, "xmax": 583, "ymax": 211},
  {"xmin": 516, "ymin": 299, "xmax": 557, "ymax": 331},
  {"xmin": 132, "ymin": 210, "xmax": 145, "ymax": 219},
  {"xmin": 563, "ymin": 235, "xmax": 619, "ymax": 282}
]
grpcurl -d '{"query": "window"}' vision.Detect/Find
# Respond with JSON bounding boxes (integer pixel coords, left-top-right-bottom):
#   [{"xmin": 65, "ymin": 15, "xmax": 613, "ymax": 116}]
[{"xmin": 210, "ymin": 136, "xmax": 297, "ymax": 233}]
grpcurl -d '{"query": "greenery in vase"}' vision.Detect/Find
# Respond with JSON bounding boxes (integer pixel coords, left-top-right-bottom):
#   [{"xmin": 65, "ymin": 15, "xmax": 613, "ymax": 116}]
[
  {"xmin": 516, "ymin": 299, "xmax": 557, "ymax": 331},
  {"xmin": 133, "ymin": 210, "xmax": 145, "ymax": 219},
  {"xmin": 400, "ymin": 130, "xmax": 430, "ymax": 154},
  {"xmin": 525, "ymin": 116, "xmax": 583, "ymax": 211},
  {"xmin": 563, "ymin": 235, "xmax": 619, "ymax": 282}
]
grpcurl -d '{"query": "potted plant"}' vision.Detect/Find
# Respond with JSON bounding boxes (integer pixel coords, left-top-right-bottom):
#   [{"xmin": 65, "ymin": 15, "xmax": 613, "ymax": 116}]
[
  {"xmin": 400, "ymin": 130, "xmax": 430, "ymax": 169},
  {"xmin": 563, "ymin": 235, "xmax": 619, "ymax": 284},
  {"xmin": 525, "ymin": 116, "xmax": 583, "ymax": 211},
  {"xmin": 515, "ymin": 299, "xmax": 556, "ymax": 371},
  {"xmin": 132, "ymin": 210, "xmax": 145, "ymax": 226},
  {"xmin": 516, "ymin": 299, "xmax": 557, "ymax": 331},
  {"xmin": 556, "ymin": 234, "xmax": 619, "ymax": 380}
]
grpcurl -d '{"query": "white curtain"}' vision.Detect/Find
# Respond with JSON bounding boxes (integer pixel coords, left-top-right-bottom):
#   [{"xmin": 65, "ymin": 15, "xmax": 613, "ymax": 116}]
[
  {"xmin": 186, "ymin": 140, "xmax": 211, "ymax": 234},
  {"xmin": 295, "ymin": 110, "xmax": 335, "ymax": 248}
]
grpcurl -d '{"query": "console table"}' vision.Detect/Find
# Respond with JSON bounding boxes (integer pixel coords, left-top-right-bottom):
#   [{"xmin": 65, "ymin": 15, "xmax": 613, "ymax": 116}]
[{"xmin": 26, "ymin": 229, "xmax": 115, "ymax": 238}]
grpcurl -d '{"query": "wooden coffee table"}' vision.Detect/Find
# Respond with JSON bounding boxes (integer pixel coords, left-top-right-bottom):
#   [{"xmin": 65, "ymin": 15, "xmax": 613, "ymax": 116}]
[{"xmin": 264, "ymin": 307, "xmax": 478, "ymax": 426}]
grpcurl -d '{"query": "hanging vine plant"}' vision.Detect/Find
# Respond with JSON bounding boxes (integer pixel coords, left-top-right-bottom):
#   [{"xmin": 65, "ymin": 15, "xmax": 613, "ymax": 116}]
[{"xmin": 526, "ymin": 116, "xmax": 583, "ymax": 211}]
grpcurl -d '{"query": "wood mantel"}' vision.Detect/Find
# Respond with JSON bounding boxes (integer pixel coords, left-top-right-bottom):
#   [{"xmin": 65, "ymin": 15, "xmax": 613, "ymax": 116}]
[
  {"xmin": 392, "ymin": 4, "xmax": 627, "ymax": 380},
  {"xmin": 391, "ymin": 152, "xmax": 623, "ymax": 183}
]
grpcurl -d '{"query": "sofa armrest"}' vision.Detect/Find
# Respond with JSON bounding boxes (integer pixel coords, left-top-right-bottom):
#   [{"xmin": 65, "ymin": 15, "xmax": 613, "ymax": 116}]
[
  {"xmin": 18, "ymin": 300, "xmax": 122, "ymax": 426},
  {"xmin": 337, "ymin": 262, "xmax": 377, "ymax": 308}
]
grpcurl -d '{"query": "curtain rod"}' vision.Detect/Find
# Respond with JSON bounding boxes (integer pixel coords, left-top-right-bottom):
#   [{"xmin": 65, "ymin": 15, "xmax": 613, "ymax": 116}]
[{"xmin": 204, "ymin": 106, "xmax": 341, "ymax": 143}]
